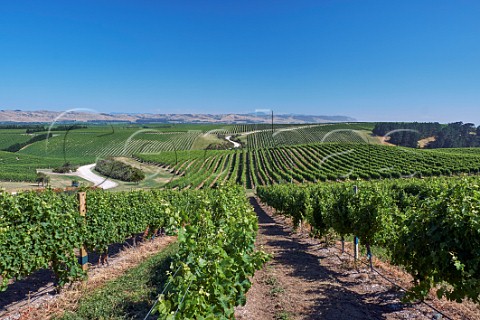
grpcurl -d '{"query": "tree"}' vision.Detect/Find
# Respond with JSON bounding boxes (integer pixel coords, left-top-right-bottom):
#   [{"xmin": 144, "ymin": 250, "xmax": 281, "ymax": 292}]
[
  {"xmin": 36, "ymin": 173, "xmax": 49, "ymax": 187},
  {"xmin": 130, "ymin": 170, "xmax": 145, "ymax": 184}
]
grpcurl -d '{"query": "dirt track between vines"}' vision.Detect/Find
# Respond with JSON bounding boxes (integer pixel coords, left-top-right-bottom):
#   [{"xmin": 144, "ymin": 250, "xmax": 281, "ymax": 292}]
[
  {"xmin": 235, "ymin": 197, "xmax": 480, "ymax": 320},
  {"xmin": 0, "ymin": 236, "xmax": 176, "ymax": 320}
]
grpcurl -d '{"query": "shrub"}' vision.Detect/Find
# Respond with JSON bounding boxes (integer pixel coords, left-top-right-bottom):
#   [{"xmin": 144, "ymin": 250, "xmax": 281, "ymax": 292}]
[
  {"xmin": 95, "ymin": 158, "xmax": 145, "ymax": 182},
  {"xmin": 53, "ymin": 162, "xmax": 78, "ymax": 173}
]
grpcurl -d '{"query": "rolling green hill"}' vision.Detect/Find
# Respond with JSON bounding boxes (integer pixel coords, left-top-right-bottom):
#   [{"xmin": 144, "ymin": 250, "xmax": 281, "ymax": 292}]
[
  {"xmin": 18, "ymin": 127, "xmax": 202, "ymax": 162},
  {"xmin": 0, "ymin": 151, "xmax": 85, "ymax": 182},
  {"xmin": 137, "ymin": 143, "xmax": 480, "ymax": 189},
  {"xmin": 2, "ymin": 123, "xmax": 480, "ymax": 186},
  {"xmin": 0, "ymin": 129, "xmax": 32, "ymax": 150}
]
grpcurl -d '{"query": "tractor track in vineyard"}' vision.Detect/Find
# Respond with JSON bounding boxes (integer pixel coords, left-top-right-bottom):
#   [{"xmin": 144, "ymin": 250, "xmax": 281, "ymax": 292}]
[
  {"xmin": 209, "ymin": 154, "xmax": 229, "ymax": 188},
  {"xmin": 196, "ymin": 156, "xmax": 221, "ymax": 190},
  {"xmin": 259, "ymin": 152, "xmax": 276, "ymax": 185},
  {"xmin": 183, "ymin": 155, "xmax": 212, "ymax": 189},
  {"xmin": 235, "ymin": 197, "xmax": 479, "ymax": 320},
  {"xmin": 173, "ymin": 158, "xmax": 196, "ymax": 177},
  {"xmin": 0, "ymin": 236, "xmax": 176, "ymax": 320},
  {"xmin": 223, "ymin": 153, "xmax": 236, "ymax": 184},
  {"xmin": 251, "ymin": 152, "xmax": 266, "ymax": 187}
]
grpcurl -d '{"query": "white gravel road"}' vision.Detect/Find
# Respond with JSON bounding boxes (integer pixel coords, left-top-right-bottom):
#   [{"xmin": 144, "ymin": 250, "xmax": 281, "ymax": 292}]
[
  {"xmin": 75, "ymin": 164, "xmax": 118, "ymax": 189},
  {"xmin": 225, "ymin": 135, "xmax": 241, "ymax": 148},
  {"xmin": 38, "ymin": 163, "xmax": 118, "ymax": 189}
]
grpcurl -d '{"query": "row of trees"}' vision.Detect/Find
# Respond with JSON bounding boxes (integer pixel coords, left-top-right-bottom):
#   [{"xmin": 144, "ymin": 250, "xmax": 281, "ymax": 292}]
[
  {"xmin": 372, "ymin": 122, "xmax": 441, "ymax": 148},
  {"xmin": 25, "ymin": 124, "xmax": 87, "ymax": 133},
  {"xmin": 429, "ymin": 122, "xmax": 480, "ymax": 148},
  {"xmin": 35, "ymin": 172, "xmax": 50, "ymax": 186},
  {"xmin": 373, "ymin": 122, "xmax": 480, "ymax": 148},
  {"xmin": 1, "ymin": 133, "xmax": 52, "ymax": 152},
  {"xmin": 0, "ymin": 124, "xmax": 86, "ymax": 133},
  {"xmin": 0, "ymin": 124, "xmax": 45, "ymax": 130}
]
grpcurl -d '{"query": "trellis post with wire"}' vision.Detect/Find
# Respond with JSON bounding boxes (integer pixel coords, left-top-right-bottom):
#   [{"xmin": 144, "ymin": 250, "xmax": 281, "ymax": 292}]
[{"xmin": 78, "ymin": 192, "xmax": 88, "ymax": 271}]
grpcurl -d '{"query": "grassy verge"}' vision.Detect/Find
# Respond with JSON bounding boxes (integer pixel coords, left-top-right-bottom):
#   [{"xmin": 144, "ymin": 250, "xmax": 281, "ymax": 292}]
[
  {"xmin": 190, "ymin": 133, "xmax": 226, "ymax": 150},
  {"xmin": 60, "ymin": 242, "xmax": 178, "ymax": 320},
  {"xmin": 111, "ymin": 157, "xmax": 176, "ymax": 191},
  {"xmin": 0, "ymin": 174, "xmax": 92, "ymax": 192}
]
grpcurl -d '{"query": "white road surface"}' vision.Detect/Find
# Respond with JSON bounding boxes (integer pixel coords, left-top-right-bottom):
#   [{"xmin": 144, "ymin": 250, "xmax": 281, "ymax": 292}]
[
  {"xmin": 39, "ymin": 163, "xmax": 118, "ymax": 189},
  {"xmin": 225, "ymin": 135, "xmax": 241, "ymax": 148},
  {"xmin": 76, "ymin": 164, "xmax": 118, "ymax": 189}
]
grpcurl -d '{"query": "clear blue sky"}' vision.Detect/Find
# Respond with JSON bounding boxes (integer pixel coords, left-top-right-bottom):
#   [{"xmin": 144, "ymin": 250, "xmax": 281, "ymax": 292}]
[{"xmin": 1, "ymin": 0, "xmax": 479, "ymax": 122}]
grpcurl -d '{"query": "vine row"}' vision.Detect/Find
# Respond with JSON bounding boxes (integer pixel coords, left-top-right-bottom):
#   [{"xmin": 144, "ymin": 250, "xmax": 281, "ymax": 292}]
[{"xmin": 257, "ymin": 176, "xmax": 480, "ymax": 303}]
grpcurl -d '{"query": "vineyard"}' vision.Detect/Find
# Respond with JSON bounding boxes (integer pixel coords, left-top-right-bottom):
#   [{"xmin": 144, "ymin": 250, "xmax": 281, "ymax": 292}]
[
  {"xmin": 137, "ymin": 142, "xmax": 480, "ymax": 189},
  {"xmin": 426, "ymin": 148, "xmax": 480, "ymax": 156},
  {"xmin": 10, "ymin": 123, "xmax": 376, "ymax": 160},
  {"xmin": 0, "ymin": 186, "xmax": 268, "ymax": 318},
  {"xmin": 242, "ymin": 123, "xmax": 375, "ymax": 149},
  {"xmin": 2, "ymin": 121, "xmax": 480, "ymax": 318},
  {"xmin": 0, "ymin": 124, "xmax": 229, "ymax": 182},
  {"xmin": 0, "ymin": 123, "xmax": 379, "ymax": 184},
  {"xmin": 18, "ymin": 128, "xmax": 202, "ymax": 161},
  {"xmin": 2, "ymin": 0, "xmax": 480, "ymax": 315},
  {"xmin": 0, "ymin": 130, "xmax": 32, "ymax": 150},
  {"xmin": 257, "ymin": 176, "xmax": 480, "ymax": 303},
  {"xmin": 0, "ymin": 151, "xmax": 84, "ymax": 182}
]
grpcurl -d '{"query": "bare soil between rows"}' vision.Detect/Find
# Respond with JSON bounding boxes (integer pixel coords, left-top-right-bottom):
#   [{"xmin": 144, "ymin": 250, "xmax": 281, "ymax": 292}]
[{"xmin": 235, "ymin": 197, "xmax": 480, "ymax": 320}]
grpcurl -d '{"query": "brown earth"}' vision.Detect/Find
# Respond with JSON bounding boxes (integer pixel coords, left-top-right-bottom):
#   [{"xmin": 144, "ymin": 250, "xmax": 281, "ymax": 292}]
[
  {"xmin": 378, "ymin": 136, "xmax": 396, "ymax": 146},
  {"xmin": 418, "ymin": 136, "xmax": 436, "ymax": 148},
  {"xmin": 235, "ymin": 197, "xmax": 480, "ymax": 320}
]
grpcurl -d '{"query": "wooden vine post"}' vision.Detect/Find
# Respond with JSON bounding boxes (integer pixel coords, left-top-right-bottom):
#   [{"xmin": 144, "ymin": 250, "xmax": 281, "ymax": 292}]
[{"xmin": 78, "ymin": 192, "xmax": 88, "ymax": 271}]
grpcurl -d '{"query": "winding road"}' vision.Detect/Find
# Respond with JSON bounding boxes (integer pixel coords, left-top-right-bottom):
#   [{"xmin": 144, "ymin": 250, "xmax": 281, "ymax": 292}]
[
  {"xmin": 225, "ymin": 135, "xmax": 241, "ymax": 148},
  {"xmin": 38, "ymin": 163, "xmax": 118, "ymax": 189},
  {"xmin": 76, "ymin": 164, "xmax": 118, "ymax": 189}
]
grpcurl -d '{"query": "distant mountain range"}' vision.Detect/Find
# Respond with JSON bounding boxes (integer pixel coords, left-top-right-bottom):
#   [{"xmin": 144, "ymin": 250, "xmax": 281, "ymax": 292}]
[{"xmin": 0, "ymin": 109, "xmax": 356, "ymax": 124}]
